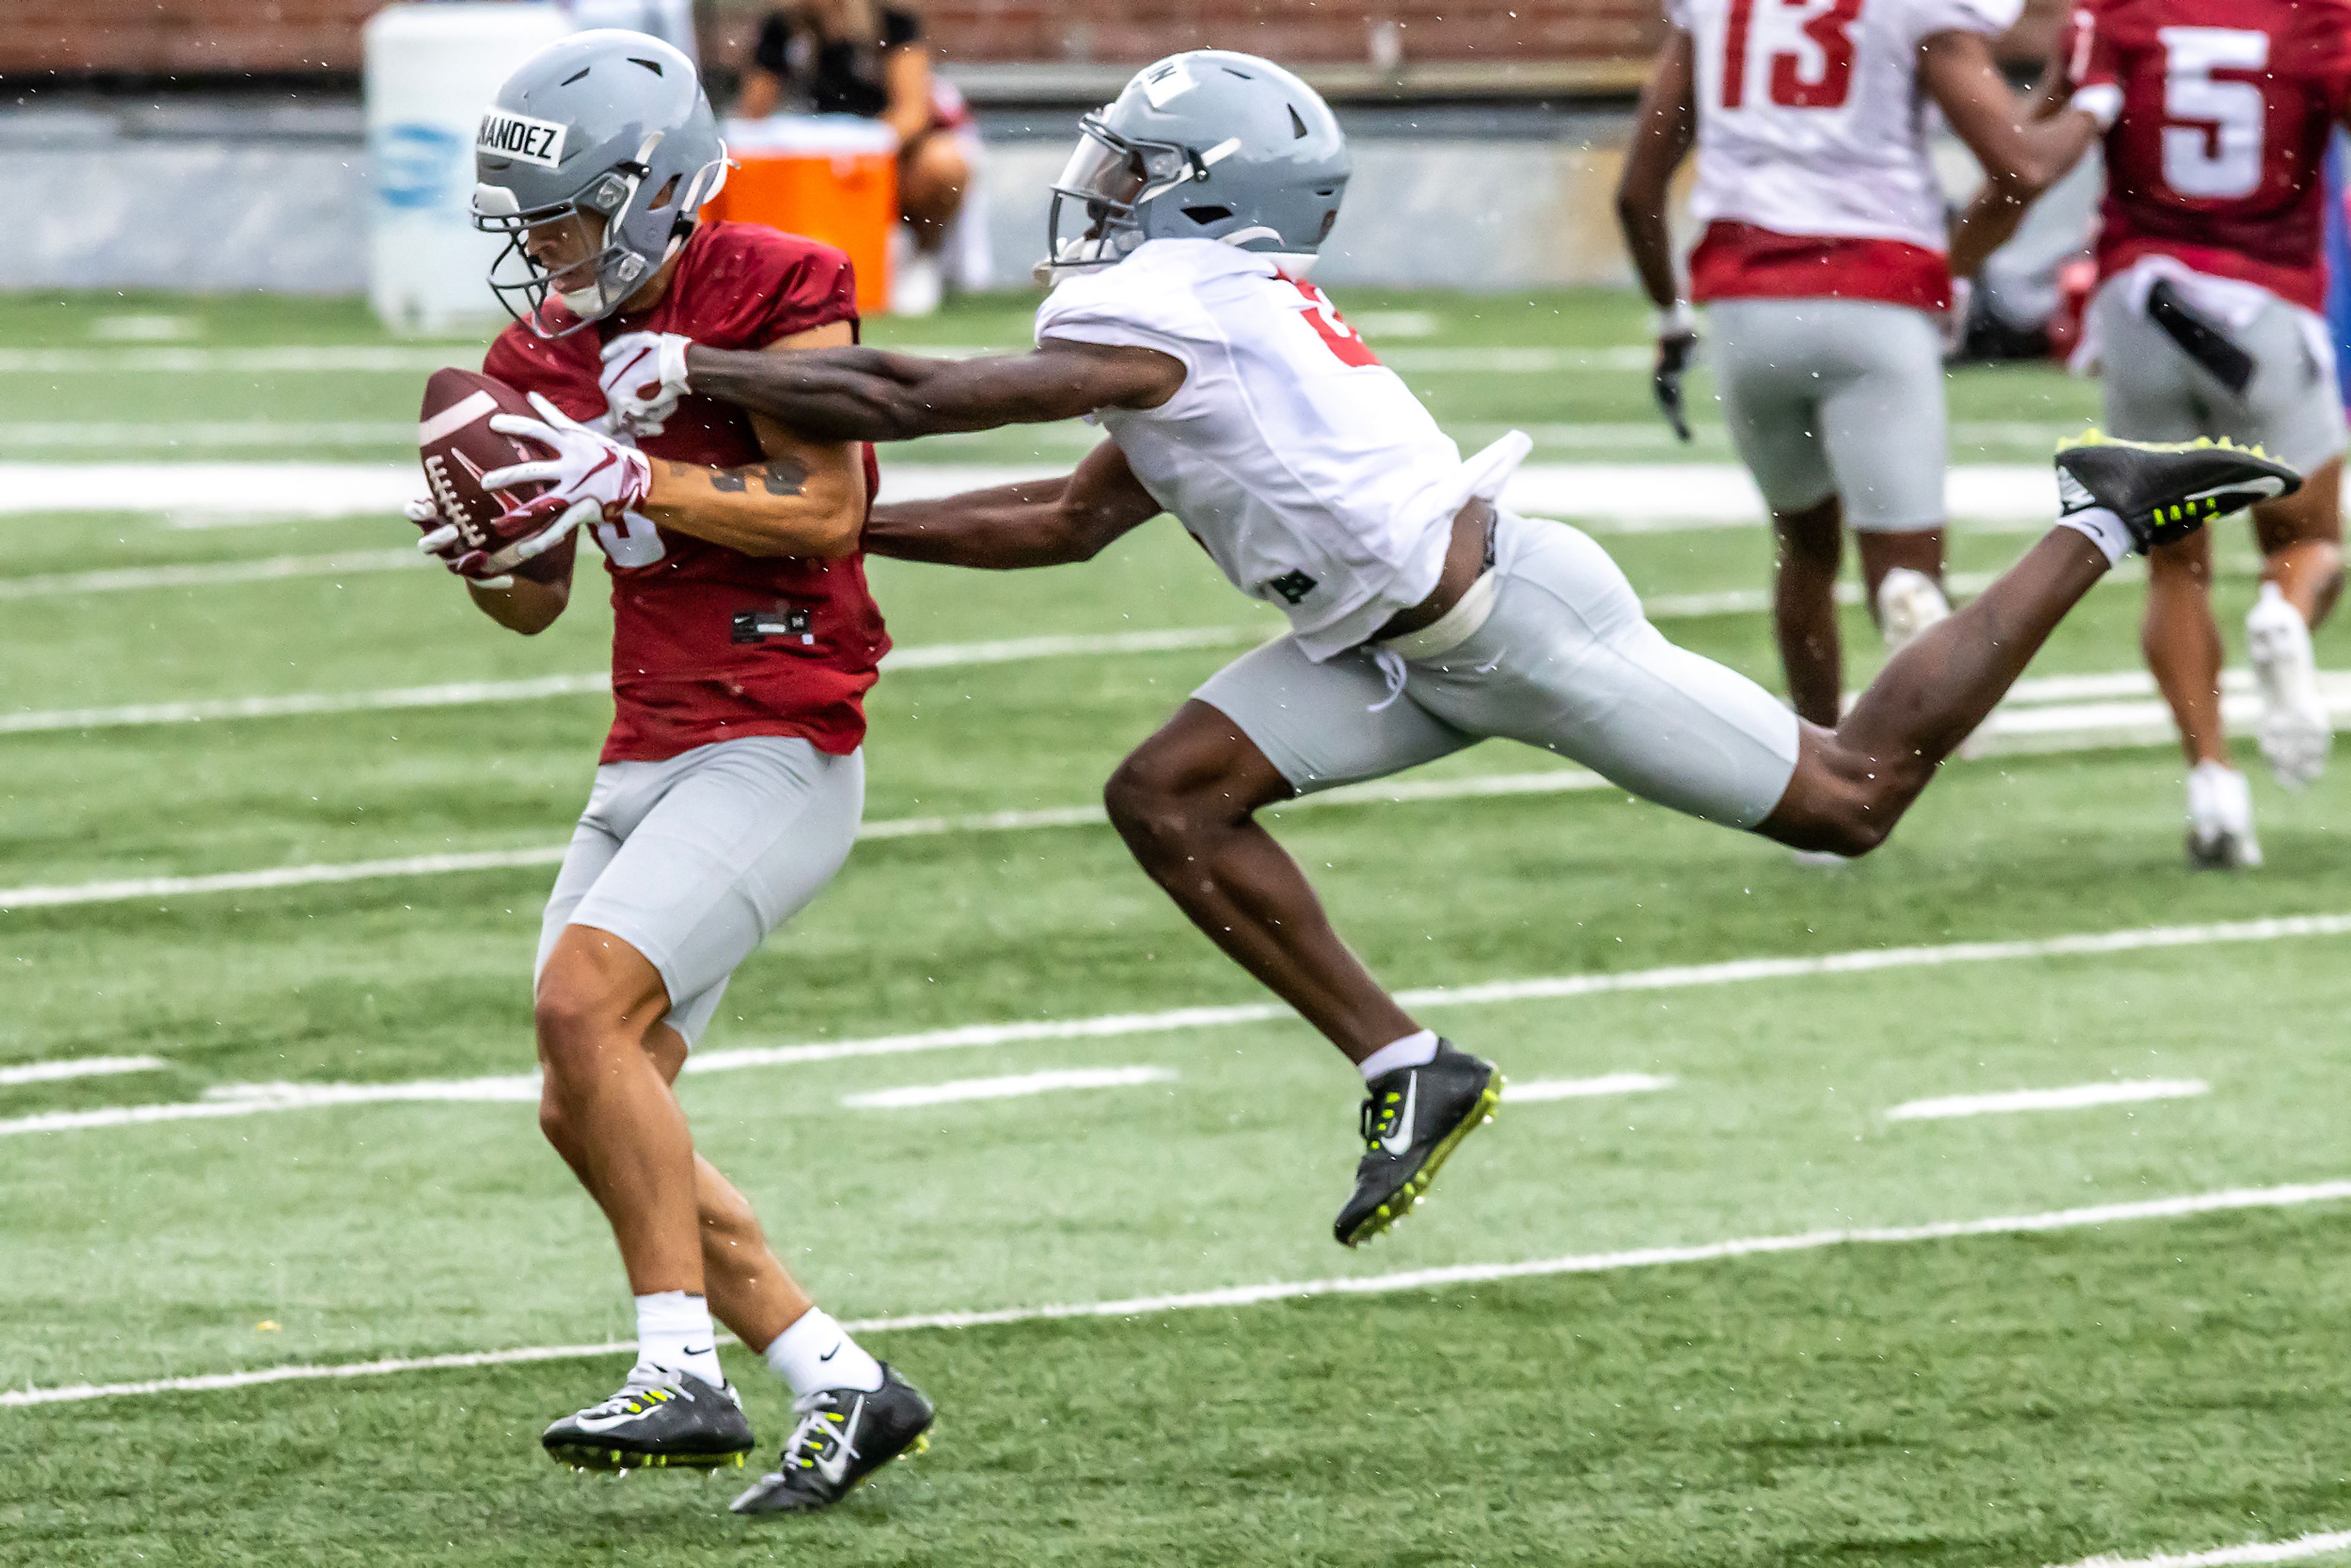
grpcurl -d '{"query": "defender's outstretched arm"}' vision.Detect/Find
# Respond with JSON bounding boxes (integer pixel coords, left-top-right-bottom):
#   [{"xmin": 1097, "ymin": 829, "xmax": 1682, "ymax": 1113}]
[
  {"xmin": 863, "ymin": 438, "xmax": 1164, "ymax": 569},
  {"xmin": 686, "ymin": 339, "xmax": 1187, "ymax": 443}
]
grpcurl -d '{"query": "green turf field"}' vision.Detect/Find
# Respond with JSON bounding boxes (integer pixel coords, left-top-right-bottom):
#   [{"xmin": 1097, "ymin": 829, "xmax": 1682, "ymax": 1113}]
[{"xmin": 2, "ymin": 288, "xmax": 2348, "ymax": 1567}]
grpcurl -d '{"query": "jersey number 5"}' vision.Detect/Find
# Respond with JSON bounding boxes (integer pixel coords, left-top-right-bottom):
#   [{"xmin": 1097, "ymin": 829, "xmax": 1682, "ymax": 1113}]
[
  {"xmin": 1723, "ymin": 0, "xmax": 1865, "ymax": 111},
  {"xmin": 2156, "ymin": 26, "xmax": 2268, "ymax": 201}
]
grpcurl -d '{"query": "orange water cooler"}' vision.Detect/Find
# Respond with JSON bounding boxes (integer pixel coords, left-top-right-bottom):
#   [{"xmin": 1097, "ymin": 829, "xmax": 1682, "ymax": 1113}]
[{"xmin": 712, "ymin": 116, "xmax": 898, "ymax": 315}]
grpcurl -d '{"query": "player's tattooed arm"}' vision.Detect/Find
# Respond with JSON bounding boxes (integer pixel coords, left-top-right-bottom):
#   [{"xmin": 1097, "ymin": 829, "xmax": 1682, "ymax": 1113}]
[
  {"xmin": 642, "ymin": 440, "xmax": 863, "ymax": 558},
  {"xmin": 637, "ymin": 322, "xmax": 869, "ymax": 558},
  {"xmin": 861, "ymin": 437, "xmax": 1161, "ymax": 570},
  {"xmin": 684, "ymin": 339, "xmax": 1188, "ymax": 443},
  {"xmin": 1924, "ymin": 29, "xmax": 2101, "ymax": 279}
]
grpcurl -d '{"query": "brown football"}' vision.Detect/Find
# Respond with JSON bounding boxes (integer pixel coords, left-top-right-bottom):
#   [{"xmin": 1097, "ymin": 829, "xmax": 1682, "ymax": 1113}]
[{"xmin": 416, "ymin": 367, "xmax": 575, "ymax": 581}]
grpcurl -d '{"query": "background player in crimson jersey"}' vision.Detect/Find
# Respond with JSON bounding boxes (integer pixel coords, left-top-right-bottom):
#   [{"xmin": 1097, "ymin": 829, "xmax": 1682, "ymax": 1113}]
[
  {"xmin": 408, "ymin": 32, "xmax": 934, "ymax": 1511},
  {"xmin": 1963, "ymin": 0, "xmax": 2351, "ymax": 867},
  {"xmin": 1616, "ymin": 0, "xmax": 2092, "ymax": 792}
]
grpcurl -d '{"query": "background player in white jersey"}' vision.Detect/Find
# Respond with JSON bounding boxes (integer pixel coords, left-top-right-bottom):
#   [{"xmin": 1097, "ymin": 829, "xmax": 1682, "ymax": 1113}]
[
  {"xmin": 1615, "ymin": 0, "xmax": 2088, "ymax": 732},
  {"xmin": 568, "ymin": 50, "xmax": 2298, "ymax": 1249}
]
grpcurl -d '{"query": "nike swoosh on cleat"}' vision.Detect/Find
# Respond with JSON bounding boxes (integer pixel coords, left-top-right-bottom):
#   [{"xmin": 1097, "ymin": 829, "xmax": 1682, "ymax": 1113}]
[
  {"xmin": 681, "ymin": 1345, "xmax": 714, "ymax": 1360},
  {"xmin": 1379, "ymin": 1073, "xmax": 1419, "ymax": 1157},
  {"xmin": 819, "ymin": 1343, "xmax": 841, "ymax": 1362}
]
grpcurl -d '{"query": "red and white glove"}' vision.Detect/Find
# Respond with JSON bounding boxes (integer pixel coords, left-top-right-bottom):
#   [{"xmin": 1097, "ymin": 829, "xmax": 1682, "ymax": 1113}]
[
  {"xmin": 599, "ymin": 331, "xmax": 693, "ymax": 437},
  {"xmin": 481, "ymin": 391, "xmax": 654, "ymax": 531},
  {"xmin": 404, "ymin": 496, "xmax": 517, "ymax": 587}
]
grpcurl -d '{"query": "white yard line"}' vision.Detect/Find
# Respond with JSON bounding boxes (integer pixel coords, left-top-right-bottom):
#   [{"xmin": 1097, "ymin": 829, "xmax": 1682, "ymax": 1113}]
[
  {"xmin": 1502, "ymin": 1073, "xmax": 1675, "ymax": 1102},
  {"xmin": 0, "ymin": 346, "xmax": 479, "ymax": 373},
  {"xmin": 2048, "ymin": 1531, "xmax": 2351, "ymax": 1568},
  {"xmin": 0, "ymin": 549, "xmax": 422, "ymax": 602},
  {"xmin": 0, "ymin": 625, "xmax": 1267, "ymax": 734},
  {"xmin": 0, "ymin": 1054, "xmax": 166, "ymax": 1087},
  {"xmin": 0, "ymin": 460, "xmax": 2065, "ymax": 523},
  {"xmin": 6, "ymin": 911, "xmax": 2347, "ymax": 1139},
  {"xmin": 1888, "ymin": 1079, "xmax": 2210, "ymax": 1121},
  {"xmin": 7, "ymin": 1177, "xmax": 2347, "ymax": 1408},
  {"xmin": 7, "ymin": 666, "xmax": 2338, "ymax": 904},
  {"xmin": 0, "ymin": 422, "xmax": 413, "ymax": 449},
  {"xmin": 841, "ymin": 1065, "xmax": 1175, "ymax": 1109}
]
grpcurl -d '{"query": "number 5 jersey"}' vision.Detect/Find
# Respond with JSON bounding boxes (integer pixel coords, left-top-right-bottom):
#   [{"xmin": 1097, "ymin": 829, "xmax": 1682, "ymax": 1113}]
[
  {"xmin": 1035, "ymin": 238, "xmax": 1529, "ymax": 661},
  {"xmin": 2063, "ymin": 0, "xmax": 2351, "ymax": 317},
  {"xmin": 1670, "ymin": 0, "xmax": 2024, "ymax": 312}
]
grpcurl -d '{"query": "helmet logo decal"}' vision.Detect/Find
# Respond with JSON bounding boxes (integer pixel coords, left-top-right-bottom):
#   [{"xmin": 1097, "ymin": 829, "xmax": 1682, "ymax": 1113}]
[
  {"xmin": 1138, "ymin": 59, "xmax": 1198, "ymax": 108},
  {"xmin": 478, "ymin": 109, "xmax": 568, "ymax": 168}
]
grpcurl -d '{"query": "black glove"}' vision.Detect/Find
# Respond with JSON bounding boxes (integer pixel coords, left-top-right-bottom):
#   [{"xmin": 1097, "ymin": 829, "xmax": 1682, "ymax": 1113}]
[{"xmin": 1653, "ymin": 328, "xmax": 1699, "ymax": 443}]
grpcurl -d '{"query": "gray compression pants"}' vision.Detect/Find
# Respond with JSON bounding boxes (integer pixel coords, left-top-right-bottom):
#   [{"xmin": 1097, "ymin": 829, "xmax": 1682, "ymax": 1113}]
[
  {"xmin": 2091, "ymin": 279, "xmax": 2349, "ymax": 474},
  {"xmin": 1709, "ymin": 296, "xmax": 1949, "ymax": 531},
  {"xmin": 1194, "ymin": 510, "xmax": 1802, "ymax": 828},
  {"xmin": 535, "ymin": 736, "xmax": 864, "ymax": 1047}
]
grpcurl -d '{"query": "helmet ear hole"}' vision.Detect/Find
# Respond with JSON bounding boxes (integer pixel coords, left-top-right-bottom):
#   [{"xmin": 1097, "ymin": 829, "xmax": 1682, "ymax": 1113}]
[
  {"xmin": 1183, "ymin": 205, "xmax": 1232, "ymax": 223},
  {"xmin": 648, "ymin": 174, "xmax": 681, "ymax": 211}
]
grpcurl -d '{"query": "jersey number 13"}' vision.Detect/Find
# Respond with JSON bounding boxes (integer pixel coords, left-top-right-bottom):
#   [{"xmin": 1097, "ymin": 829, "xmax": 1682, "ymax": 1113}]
[{"xmin": 1722, "ymin": 0, "xmax": 1867, "ymax": 111}]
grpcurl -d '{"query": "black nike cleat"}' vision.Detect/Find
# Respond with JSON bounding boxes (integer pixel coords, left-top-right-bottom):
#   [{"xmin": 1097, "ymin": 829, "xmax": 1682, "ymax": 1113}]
[
  {"xmin": 730, "ymin": 1363, "xmax": 935, "ymax": 1516},
  {"xmin": 1334, "ymin": 1038, "xmax": 1502, "ymax": 1247},
  {"xmin": 541, "ymin": 1362, "xmax": 755, "ymax": 1472},
  {"xmin": 2055, "ymin": 432, "xmax": 2301, "ymax": 552}
]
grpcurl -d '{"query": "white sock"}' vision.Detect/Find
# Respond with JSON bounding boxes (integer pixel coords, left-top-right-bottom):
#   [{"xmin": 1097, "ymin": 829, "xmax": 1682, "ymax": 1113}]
[
  {"xmin": 2056, "ymin": 505, "xmax": 2132, "ymax": 567},
  {"xmin": 763, "ymin": 1308, "xmax": 884, "ymax": 1395},
  {"xmin": 635, "ymin": 1290, "xmax": 724, "ymax": 1387},
  {"xmin": 1358, "ymin": 1029, "xmax": 1439, "ymax": 1081}
]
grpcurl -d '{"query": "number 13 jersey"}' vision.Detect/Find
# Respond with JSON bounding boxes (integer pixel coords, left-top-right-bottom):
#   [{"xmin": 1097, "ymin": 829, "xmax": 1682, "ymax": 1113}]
[
  {"xmin": 1036, "ymin": 238, "xmax": 1528, "ymax": 661},
  {"xmin": 2064, "ymin": 0, "xmax": 2351, "ymax": 314},
  {"xmin": 1671, "ymin": 0, "xmax": 2022, "ymax": 310}
]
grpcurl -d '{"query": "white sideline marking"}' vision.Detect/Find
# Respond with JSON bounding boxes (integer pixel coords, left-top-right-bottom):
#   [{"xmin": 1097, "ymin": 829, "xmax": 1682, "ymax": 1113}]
[
  {"xmin": 0, "ymin": 1054, "xmax": 166, "ymax": 1087},
  {"xmin": 8, "ymin": 912, "xmax": 2348, "ymax": 1139},
  {"xmin": 1503, "ymin": 1073, "xmax": 1675, "ymax": 1103},
  {"xmin": 0, "ymin": 346, "xmax": 479, "ymax": 373},
  {"xmin": 1888, "ymin": 1079, "xmax": 2210, "ymax": 1121},
  {"xmin": 7, "ymin": 1178, "xmax": 2347, "ymax": 1408},
  {"xmin": 841, "ymin": 1065, "xmax": 1175, "ymax": 1109},
  {"xmin": 0, "ymin": 421, "xmax": 413, "ymax": 450},
  {"xmin": 0, "ymin": 549, "xmax": 422, "ymax": 602},
  {"xmin": 1, "ymin": 659, "xmax": 2340, "ymax": 901},
  {"xmin": 0, "ymin": 770, "xmax": 1606, "ymax": 909},
  {"xmin": 0, "ymin": 625, "xmax": 1267, "ymax": 734},
  {"xmin": 2049, "ymin": 1531, "xmax": 2351, "ymax": 1568},
  {"xmin": 0, "ymin": 460, "xmax": 2063, "ymax": 523}
]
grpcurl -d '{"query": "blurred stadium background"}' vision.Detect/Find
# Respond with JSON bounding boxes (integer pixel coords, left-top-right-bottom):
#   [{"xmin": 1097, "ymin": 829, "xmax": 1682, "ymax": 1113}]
[{"xmin": 10, "ymin": 6, "xmax": 2351, "ymax": 1566}]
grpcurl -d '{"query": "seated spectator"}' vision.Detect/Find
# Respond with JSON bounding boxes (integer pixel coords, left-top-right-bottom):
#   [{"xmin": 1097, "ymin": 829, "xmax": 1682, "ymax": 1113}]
[{"xmin": 739, "ymin": 0, "xmax": 973, "ymax": 309}]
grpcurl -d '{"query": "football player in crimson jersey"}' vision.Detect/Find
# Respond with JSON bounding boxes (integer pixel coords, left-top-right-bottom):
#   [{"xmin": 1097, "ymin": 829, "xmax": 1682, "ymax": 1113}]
[
  {"xmin": 1615, "ymin": 0, "xmax": 2094, "ymax": 760},
  {"xmin": 406, "ymin": 32, "xmax": 933, "ymax": 1510},
  {"xmin": 526, "ymin": 51, "xmax": 2299, "ymax": 1252},
  {"xmin": 1960, "ymin": 0, "xmax": 2351, "ymax": 867}
]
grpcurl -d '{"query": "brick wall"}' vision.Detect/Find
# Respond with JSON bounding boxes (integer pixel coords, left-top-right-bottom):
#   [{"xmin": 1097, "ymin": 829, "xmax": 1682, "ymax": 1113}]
[{"xmin": 2, "ymin": 0, "xmax": 2067, "ymax": 81}]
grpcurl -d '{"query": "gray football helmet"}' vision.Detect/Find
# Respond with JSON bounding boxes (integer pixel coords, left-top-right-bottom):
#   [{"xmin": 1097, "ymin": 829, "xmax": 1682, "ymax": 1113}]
[
  {"xmin": 1041, "ymin": 50, "xmax": 1349, "ymax": 280},
  {"xmin": 472, "ymin": 29, "xmax": 729, "ymax": 337}
]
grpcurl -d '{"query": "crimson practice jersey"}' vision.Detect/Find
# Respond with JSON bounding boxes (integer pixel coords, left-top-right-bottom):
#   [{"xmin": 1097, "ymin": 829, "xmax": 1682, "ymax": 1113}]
[
  {"xmin": 2063, "ymin": 0, "xmax": 2351, "ymax": 313},
  {"xmin": 485, "ymin": 222, "xmax": 890, "ymax": 763},
  {"xmin": 1670, "ymin": 0, "xmax": 2022, "ymax": 312}
]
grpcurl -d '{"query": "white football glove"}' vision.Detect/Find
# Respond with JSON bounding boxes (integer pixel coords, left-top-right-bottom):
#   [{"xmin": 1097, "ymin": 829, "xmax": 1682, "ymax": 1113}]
[
  {"xmin": 404, "ymin": 495, "xmax": 512, "ymax": 587},
  {"xmin": 599, "ymin": 331, "xmax": 694, "ymax": 437},
  {"xmin": 403, "ymin": 493, "xmax": 583, "ymax": 585},
  {"xmin": 481, "ymin": 391, "xmax": 655, "ymax": 532}
]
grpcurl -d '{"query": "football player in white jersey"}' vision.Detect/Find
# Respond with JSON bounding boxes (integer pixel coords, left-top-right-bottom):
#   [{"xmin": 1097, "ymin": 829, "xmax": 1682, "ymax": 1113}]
[
  {"xmin": 1615, "ymin": 0, "xmax": 2089, "ymax": 733},
  {"xmin": 552, "ymin": 50, "xmax": 2298, "ymax": 1248}
]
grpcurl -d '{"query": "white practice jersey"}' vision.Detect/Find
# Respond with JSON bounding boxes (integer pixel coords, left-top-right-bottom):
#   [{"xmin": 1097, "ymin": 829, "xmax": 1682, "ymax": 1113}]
[
  {"xmin": 1670, "ymin": 0, "xmax": 2020, "ymax": 249},
  {"xmin": 1035, "ymin": 240, "xmax": 1528, "ymax": 660}
]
